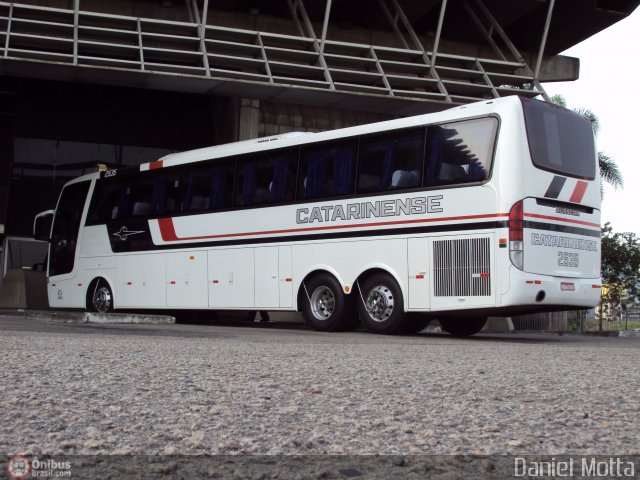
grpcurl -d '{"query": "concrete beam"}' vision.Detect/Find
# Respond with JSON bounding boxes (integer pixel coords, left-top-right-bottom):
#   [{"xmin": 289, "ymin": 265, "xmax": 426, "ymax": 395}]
[{"xmin": 533, "ymin": 55, "xmax": 579, "ymax": 83}]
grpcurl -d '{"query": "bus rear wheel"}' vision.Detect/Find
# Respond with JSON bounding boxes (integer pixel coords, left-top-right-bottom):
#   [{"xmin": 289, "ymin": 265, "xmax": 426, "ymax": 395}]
[
  {"xmin": 88, "ymin": 279, "xmax": 114, "ymax": 313},
  {"xmin": 301, "ymin": 273, "xmax": 355, "ymax": 332},
  {"xmin": 357, "ymin": 273, "xmax": 407, "ymax": 335},
  {"xmin": 439, "ymin": 317, "xmax": 486, "ymax": 337}
]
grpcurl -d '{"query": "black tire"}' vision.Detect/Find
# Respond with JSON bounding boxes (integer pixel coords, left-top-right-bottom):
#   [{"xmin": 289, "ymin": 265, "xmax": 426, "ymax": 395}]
[
  {"xmin": 401, "ymin": 313, "xmax": 431, "ymax": 334},
  {"xmin": 357, "ymin": 273, "xmax": 408, "ymax": 334},
  {"xmin": 87, "ymin": 278, "xmax": 114, "ymax": 313},
  {"xmin": 301, "ymin": 273, "xmax": 355, "ymax": 332},
  {"xmin": 439, "ymin": 316, "xmax": 487, "ymax": 338}
]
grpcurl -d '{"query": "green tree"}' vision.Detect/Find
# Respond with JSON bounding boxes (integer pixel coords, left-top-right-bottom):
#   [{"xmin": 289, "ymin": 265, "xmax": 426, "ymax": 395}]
[
  {"xmin": 600, "ymin": 222, "xmax": 640, "ymax": 312},
  {"xmin": 550, "ymin": 94, "xmax": 623, "ymax": 194}
]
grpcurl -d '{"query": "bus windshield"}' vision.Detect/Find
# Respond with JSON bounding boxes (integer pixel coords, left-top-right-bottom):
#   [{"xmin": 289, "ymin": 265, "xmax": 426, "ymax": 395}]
[{"xmin": 521, "ymin": 97, "xmax": 596, "ymax": 180}]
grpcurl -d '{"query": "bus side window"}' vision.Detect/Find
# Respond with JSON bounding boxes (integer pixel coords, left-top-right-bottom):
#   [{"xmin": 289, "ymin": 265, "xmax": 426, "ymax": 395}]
[
  {"xmin": 236, "ymin": 159, "xmax": 259, "ymax": 206},
  {"xmin": 182, "ymin": 161, "xmax": 234, "ymax": 212},
  {"xmin": 209, "ymin": 162, "xmax": 233, "ymax": 209},
  {"xmin": 236, "ymin": 149, "xmax": 296, "ymax": 206},
  {"xmin": 182, "ymin": 171, "xmax": 210, "ymax": 212},
  {"xmin": 152, "ymin": 176, "xmax": 179, "ymax": 215},
  {"xmin": 87, "ymin": 181, "xmax": 124, "ymax": 224},
  {"xmin": 130, "ymin": 180, "xmax": 153, "ymax": 217},
  {"xmin": 425, "ymin": 118, "xmax": 497, "ymax": 187},
  {"xmin": 299, "ymin": 141, "xmax": 356, "ymax": 200},
  {"xmin": 357, "ymin": 128, "xmax": 424, "ymax": 194}
]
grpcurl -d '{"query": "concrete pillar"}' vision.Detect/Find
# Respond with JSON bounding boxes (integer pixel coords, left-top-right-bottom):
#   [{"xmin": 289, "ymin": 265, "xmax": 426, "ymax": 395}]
[
  {"xmin": 210, "ymin": 95, "xmax": 239, "ymax": 145},
  {"xmin": 0, "ymin": 84, "xmax": 15, "ymax": 238},
  {"xmin": 238, "ymin": 98, "xmax": 260, "ymax": 141}
]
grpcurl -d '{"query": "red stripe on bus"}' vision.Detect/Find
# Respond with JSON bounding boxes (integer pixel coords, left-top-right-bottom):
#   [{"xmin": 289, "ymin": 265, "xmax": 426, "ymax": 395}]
[
  {"xmin": 524, "ymin": 213, "xmax": 599, "ymax": 229},
  {"xmin": 157, "ymin": 213, "xmax": 509, "ymax": 242},
  {"xmin": 569, "ymin": 181, "xmax": 588, "ymax": 203},
  {"xmin": 149, "ymin": 160, "xmax": 164, "ymax": 170}
]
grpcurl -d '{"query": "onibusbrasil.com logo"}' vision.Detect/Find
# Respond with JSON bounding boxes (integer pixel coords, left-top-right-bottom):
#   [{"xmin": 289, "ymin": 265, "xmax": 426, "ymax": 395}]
[{"xmin": 7, "ymin": 456, "xmax": 72, "ymax": 479}]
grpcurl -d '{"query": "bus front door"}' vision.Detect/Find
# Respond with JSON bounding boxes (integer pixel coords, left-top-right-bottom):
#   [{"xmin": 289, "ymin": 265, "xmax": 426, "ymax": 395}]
[{"xmin": 49, "ymin": 181, "xmax": 91, "ymax": 278}]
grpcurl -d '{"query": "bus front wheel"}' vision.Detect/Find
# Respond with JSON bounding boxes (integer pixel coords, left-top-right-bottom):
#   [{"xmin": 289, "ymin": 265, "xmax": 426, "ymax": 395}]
[
  {"xmin": 357, "ymin": 273, "xmax": 407, "ymax": 335},
  {"xmin": 301, "ymin": 273, "xmax": 354, "ymax": 332},
  {"xmin": 439, "ymin": 317, "xmax": 486, "ymax": 337},
  {"xmin": 88, "ymin": 279, "xmax": 114, "ymax": 313}
]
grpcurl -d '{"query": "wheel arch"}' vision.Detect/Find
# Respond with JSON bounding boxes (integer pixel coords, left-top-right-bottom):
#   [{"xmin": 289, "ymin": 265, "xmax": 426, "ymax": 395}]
[
  {"xmin": 296, "ymin": 267, "xmax": 345, "ymax": 311},
  {"xmin": 353, "ymin": 266, "xmax": 407, "ymax": 311}
]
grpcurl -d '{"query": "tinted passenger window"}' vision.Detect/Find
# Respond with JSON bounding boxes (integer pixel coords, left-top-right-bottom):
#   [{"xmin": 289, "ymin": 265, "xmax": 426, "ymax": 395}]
[
  {"xmin": 87, "ymin": 181, "xmax": 122, "ymax": 224},
  {"xmin": 127, "ymin": 175, "xmax": 179, "ymax": 217},
  {"xmin": 357, "ymin": 129, "xmax": 424, "ymax": 194},
  {"xmin": 425, "ymin": 118, "xmax": 497, "ymax": 187},
  {"xmin": 298, "ymin": 141, "xmax": 356, "ymax": 200},
  {"xmin": 521, "ymin": 98, "xmax": 595, "ymax": 179},
  {"xmin": 235, "ymin": 148, "xmax": 297, "ymax": 206},
  {"xmin": 182, "ymin": 161, "xmax": 234, "ymax": 212}
]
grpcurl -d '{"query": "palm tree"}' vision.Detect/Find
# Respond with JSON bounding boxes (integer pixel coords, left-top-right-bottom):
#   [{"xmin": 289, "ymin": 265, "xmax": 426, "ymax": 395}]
[{"xmin": 550, "ymin": 94, "xmax": 623, "ymax": 194}]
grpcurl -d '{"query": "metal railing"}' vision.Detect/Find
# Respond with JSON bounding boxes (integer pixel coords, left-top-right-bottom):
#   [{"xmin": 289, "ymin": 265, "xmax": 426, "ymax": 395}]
[
  {"xmin": 0, "ymin": 2, "xmax": 545, "ymax": 105},
  {"xmin": 513, "ymin": 309, "xmax": 640, "ymax": 333}
]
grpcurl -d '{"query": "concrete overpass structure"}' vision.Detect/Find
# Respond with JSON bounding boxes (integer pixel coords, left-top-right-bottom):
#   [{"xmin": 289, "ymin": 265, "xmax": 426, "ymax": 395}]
[{"xmin": 0, "ymin": 0, "xmax": 638, "ymax": 252}]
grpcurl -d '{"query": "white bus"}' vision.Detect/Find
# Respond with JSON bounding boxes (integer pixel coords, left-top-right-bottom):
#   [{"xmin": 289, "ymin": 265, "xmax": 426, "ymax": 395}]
[{"xmin": 33, "ymin": 95, "xmax": 601, "ymax": 336}]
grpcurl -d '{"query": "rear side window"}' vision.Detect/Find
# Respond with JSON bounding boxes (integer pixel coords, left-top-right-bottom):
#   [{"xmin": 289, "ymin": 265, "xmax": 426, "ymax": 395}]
[
  {"xmin": 521, "ymin": 98, "xmax": 596, "ymax": 180},
  {"xmin": 357, "ymin": 128, "xmax": 424, "ymax": 194},
  {"xmin": 425, "ymin": 117, "xmax": 497, "ymax": 187}
]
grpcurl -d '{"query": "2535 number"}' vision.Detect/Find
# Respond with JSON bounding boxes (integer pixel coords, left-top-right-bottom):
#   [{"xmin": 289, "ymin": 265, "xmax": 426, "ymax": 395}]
[{"xmin": 557, "ymin": 251, "xmax": 579, "ymax": 268}]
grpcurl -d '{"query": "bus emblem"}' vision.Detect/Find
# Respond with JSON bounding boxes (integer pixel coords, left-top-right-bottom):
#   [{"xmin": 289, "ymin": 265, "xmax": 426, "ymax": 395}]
[{"xmin": 113, "ymin": 226, "xmax": 145, "ymax": 241}]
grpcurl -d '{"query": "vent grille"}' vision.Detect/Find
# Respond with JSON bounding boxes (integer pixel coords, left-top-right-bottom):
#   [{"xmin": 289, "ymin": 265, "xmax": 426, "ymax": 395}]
[{"xmin": 434, "ymin": 237, "xmax": 491, "ymax": 297}]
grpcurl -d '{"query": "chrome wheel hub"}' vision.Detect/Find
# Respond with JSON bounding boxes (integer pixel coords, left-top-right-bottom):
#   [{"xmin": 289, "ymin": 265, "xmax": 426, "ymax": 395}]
[
  {"xmin": 365, "ymin": 285, "xmax": 394, "ymax": 322},
  {"xmin": 310, "ymin": 286, "xmax": 335, "ymax": 321},
  {"xmin": 93, "ymin": 286, "xmax": 112, "ymax": 313}
]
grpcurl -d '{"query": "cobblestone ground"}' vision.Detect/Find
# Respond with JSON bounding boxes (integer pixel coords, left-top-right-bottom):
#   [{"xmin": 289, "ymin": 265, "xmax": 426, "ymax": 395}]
[{"xmin": 1, "ymin": 316, "xmax": 638, "ymax": 477}]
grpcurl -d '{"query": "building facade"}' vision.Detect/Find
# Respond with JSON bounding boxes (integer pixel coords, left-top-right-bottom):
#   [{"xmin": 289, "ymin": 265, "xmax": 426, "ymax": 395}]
[{"xmin": 0, "ymin": 0, "xmax": 638, "ymax": 266}]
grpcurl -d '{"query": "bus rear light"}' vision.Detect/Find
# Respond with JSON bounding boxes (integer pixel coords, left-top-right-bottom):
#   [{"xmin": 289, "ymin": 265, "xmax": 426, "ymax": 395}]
[
  {"xmin": 509, "ymin": 200, "xmax": 524, "ymax": 270},
  {"xmin": 509, "ymin": 200, "xmax": 523, "ymax": 241},
  {"xmin": 592, "ymin": 284, "xmax": 601, "ymax": 289}
]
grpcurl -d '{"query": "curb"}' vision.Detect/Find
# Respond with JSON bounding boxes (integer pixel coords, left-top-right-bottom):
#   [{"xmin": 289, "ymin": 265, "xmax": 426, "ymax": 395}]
[
  {"xmin": 84, "ymin": 312, "xmax": 175, "ymax": 324},
  {"xmin": 0, "ymin": 309, "xmax": 175, "ymax": 325}
]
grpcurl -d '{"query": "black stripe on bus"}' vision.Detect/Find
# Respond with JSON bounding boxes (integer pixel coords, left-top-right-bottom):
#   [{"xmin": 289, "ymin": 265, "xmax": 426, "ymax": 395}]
[
  {"xmin": 110, "ymin": 221, "xmax": 509, "ymax": 252},
  {"xmin": 523, "ymin": 220, "xmax": 600, "ymax": 238},
  {"xmin": 544, "ymin": 175, "xmax": 566, "ymax": 199}
]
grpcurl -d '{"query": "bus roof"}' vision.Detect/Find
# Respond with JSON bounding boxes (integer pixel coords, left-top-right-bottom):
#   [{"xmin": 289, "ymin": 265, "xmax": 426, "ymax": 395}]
[{"xmin": 146, "ymin": 95, "xmax": 523, "ymax": 171}]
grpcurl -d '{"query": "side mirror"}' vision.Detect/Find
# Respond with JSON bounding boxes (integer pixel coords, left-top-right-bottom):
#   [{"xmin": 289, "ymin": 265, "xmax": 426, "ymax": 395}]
[{"xmin": 33, "ymin": 210, "xmax": 55, "ymax": 242}]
